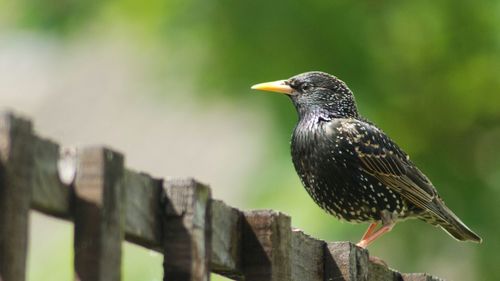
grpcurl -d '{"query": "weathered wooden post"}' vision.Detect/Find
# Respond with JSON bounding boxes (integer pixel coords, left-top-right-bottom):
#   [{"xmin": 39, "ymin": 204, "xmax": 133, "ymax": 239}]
[
  {"xmin": 291, "ymin": 229, "xmax": 324, "ymax": 281},
  {"xmin": 0, "ymin": 112, "xmax": 34, "ymax": 281},
  {"xmin": 241, "ymin": 210, "xmax": 292, "ymax": 281},
  {"xmin": 73, "ymin": 147, "xmax": 125, "ymax": 281},
  {"xmin": 324, "ymin": 242, "xmax": 369, "ymax": 281},
  {"xmin": 162, "ymin": 178, "xmax": 212, "ymax": 281}
]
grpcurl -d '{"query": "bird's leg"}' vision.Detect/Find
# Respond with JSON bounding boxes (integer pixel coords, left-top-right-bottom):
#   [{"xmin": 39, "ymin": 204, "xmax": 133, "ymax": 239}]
[
  {"xmin": 356, "ymin": 212, "xmax": 396, "ymax": 248},
  {"xmin": 360, "ymin": 222, "xmax": 378, "ymax": 241},
  {"xmin": 356, "ymin": 222, "xmax": 395, "ymax": 248}
]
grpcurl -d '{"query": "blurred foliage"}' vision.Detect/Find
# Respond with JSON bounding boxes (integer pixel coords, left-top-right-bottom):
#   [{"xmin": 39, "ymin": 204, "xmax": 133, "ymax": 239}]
[{"xmin": 2, "ymin": 0, "xmax": 499, "ymax": 280}]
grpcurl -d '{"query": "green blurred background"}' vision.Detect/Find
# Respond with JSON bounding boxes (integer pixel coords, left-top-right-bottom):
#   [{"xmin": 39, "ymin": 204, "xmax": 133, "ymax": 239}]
[{"xmin": 1, "ymin": 0, "xmax": 499, "ymax": 280}]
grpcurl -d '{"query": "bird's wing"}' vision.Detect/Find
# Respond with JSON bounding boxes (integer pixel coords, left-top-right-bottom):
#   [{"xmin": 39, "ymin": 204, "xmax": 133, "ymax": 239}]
[{"xmin": 335, "ymin": 119, "xmax": 445, "ymax": 219}]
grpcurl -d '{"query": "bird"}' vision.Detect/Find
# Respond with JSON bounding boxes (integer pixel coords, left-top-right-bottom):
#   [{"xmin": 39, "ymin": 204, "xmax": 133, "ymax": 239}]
[{"xmin": 251, "ymin": 71, "xmax": 482, "ymax": 248}]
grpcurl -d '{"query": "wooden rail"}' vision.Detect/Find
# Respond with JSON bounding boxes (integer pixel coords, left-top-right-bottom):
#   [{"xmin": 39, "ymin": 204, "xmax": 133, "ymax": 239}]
[{"xmin": 0, "ymin": 111, "xmax": 443, "ymax": 281}]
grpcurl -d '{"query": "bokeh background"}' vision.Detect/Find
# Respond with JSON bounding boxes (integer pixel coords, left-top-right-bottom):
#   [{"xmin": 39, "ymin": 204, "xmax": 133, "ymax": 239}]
[{"xmin": 1, "ymin": 0, "xmax": 500, "ymax": 280}]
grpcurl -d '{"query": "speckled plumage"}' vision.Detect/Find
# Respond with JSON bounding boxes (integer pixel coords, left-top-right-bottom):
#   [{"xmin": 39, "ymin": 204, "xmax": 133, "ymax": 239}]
[
  {"xmin": 253, "ymin": 71, "xmax": 481, "ymax": 245},
  {"xmin": 292, "ymin": 117, "xmax": 413, "ymax": 223}
]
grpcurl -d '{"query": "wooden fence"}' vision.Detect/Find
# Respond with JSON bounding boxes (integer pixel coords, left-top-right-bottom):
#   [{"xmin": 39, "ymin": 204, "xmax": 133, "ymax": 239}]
[{"xmin": 0, "ymin": 111, "xmax": 443, "ymax": 281}]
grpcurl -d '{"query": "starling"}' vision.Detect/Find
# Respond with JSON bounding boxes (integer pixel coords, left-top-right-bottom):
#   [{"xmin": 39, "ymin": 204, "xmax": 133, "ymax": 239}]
[{"xmin": 251, "ymin": 71, "xmax": 482, "ymax": 248}]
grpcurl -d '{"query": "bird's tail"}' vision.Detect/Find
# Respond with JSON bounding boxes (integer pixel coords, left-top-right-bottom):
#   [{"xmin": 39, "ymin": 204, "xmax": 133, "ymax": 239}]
[{"xmin": 429, "ymin": 202, "xmax": 482, "ymax": 243}]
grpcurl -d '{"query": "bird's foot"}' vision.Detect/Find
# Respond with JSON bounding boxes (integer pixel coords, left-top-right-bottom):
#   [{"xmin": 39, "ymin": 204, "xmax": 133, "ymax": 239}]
[
  {"xmin": 357, "ymin": 218, "xmax": 396, "ymax": 248},
  {"xmin": 356, "ymin": 240, "xmax": 369, "ymax": 249}
]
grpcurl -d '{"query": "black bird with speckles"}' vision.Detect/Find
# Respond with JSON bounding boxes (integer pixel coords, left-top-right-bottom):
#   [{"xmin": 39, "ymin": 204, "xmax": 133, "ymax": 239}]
[{"xmin": 252, "ymin": 71, "xmax": 481, "ymax": 248}]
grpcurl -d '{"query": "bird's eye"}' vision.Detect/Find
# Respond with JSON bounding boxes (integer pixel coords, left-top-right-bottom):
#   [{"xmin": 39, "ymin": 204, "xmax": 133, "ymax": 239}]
[{"xmin": 301, "ymin": 83, "xmax": 313, "ymax": 91}]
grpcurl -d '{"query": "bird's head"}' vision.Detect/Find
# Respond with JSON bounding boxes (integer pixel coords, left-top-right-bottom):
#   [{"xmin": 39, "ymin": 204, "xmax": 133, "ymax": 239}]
[{"xmin": 251, "ymin": 71, "xmax": 359, "ymax": 119}]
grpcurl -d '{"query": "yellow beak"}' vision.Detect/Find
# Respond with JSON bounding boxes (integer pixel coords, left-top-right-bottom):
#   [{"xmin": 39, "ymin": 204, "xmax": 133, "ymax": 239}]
[{"xmin": 251, "ymin": 80, "xmax": 293, "ymax": 95}]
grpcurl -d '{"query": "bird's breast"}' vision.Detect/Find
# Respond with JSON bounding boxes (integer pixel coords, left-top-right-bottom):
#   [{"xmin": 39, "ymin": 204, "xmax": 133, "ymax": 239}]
[
  {"xmin": 290, "ymin": 118, "xmax": 407, "ymax": 223},
  {"xmin": 291, "ymin": 119, "xmax": 348, "ymax": 168},
  {"xmin": 291, "ymin": 120, "xmax": 349, "ymax": 210}
]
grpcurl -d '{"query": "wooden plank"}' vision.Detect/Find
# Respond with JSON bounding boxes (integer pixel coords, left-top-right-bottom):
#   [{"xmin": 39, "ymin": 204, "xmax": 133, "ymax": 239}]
[
  {"xmin": 210, "ymin": 199, "xmax": 242, "ymax": 279},
  {"xmin": 368, "ymin": 260, "xmax": 399, "ymax": 281},
  {"xmin": 401, "ymin": 273, "xmax": 444, "ymax": 281},
  {"xmin": 162, "ymin": 178, "xmax": 211, "ymax": 281},
  {"xmin": 324, "ymin": 242, "xmax": 369, "ymax": 281},
  {"xmin": 31, "ymin": 137, "xmax": 70, "ymax": 218},
  {"xmin": 291, "ymin": 229, "xmax": 324, "ymax": 281},
  {"xmin": 0, "ymin": 112, "xmax": 34, "ymax": 281},
  {"xmin": 73, "ymin": 147, "xmax": 124, "ymax": 281},
  {"xmin": 123, "ymin": 169, "xmax": 162, "ymax": 251},
  {"xmin": 241, "ymin": 210, "xmax": 291, "ymax": 281}
]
